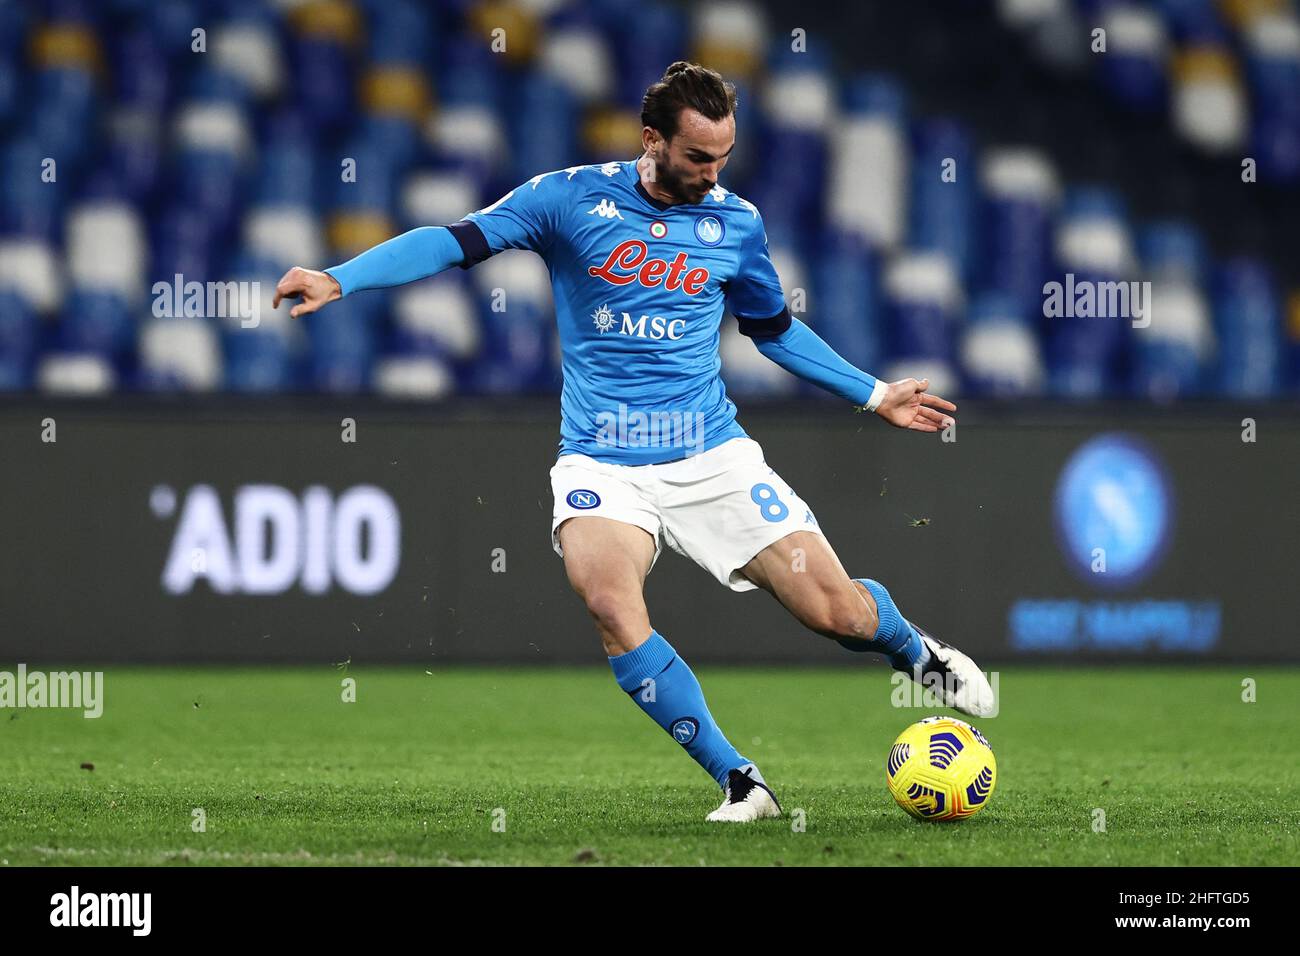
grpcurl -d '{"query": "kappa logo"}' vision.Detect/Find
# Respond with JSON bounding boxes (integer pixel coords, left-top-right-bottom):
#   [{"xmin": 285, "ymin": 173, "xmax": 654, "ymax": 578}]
[{"xmin": 587, "ymin": 198, "xmax": 624, "ymax": 220}]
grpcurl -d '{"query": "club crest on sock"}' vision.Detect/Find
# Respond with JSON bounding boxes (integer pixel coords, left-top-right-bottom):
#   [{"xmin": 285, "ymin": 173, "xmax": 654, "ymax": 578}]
[{"xmin": 670, "ymin": 717, "xmax": 699, "ymax": 744}]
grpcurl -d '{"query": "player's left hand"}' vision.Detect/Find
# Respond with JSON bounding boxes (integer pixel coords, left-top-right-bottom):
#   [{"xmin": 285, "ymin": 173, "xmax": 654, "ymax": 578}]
[{"xmin": 874, "ymin": 378, "xmax": 956, "ymax": 433}]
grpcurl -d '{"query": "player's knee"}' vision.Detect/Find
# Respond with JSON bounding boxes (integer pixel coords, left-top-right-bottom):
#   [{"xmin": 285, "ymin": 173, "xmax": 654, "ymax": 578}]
[{"xmin": 580, "ymin": 586, "xmax": 643, "ymax": 640}]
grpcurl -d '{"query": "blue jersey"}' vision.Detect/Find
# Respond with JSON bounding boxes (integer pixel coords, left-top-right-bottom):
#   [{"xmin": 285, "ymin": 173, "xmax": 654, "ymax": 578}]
[{"xmin": 450, "ymin": 160, "xmax": 790, "ymax": 465}]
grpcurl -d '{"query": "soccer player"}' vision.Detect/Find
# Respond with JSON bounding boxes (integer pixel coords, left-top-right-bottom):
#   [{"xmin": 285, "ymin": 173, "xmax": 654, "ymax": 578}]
[{"xmin": 275, "ymin": 62, "xmax": 995, "ymax": 822}]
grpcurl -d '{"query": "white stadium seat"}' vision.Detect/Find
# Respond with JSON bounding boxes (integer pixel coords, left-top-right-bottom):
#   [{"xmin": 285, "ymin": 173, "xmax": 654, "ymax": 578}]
[
  {"xmin": 36, "ymin": 353, "xmax": 117, "ymax": 394},
  {"xmin": 373, "ymin": 355, "xmax": 455, "ymax": 398},
  {"xmin": 140, "ymin": 317, "xmax": 223, "ymax": 391}
]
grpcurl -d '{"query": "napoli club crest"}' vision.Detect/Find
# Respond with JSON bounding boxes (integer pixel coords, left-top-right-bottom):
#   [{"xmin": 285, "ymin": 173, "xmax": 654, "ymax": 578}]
[
  {"xmin": 694, "ymin": 216, "xmax": 724, "ymax": 246},
  {"xmin": 566, "ymin": 489, "xmax": 601, "ymax": 510},
  {"xmin": 671, "ymin": 717, "xmax": 699, "ymax": 745}
]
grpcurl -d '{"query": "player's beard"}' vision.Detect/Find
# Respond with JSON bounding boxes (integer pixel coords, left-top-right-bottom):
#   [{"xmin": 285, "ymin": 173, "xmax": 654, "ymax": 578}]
[{"xmin": 650, "ymin": 152, "xmax": 714, "ymax": 205}]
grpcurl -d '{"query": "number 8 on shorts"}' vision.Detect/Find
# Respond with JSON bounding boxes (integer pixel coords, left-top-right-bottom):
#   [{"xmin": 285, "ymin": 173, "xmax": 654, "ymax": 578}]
[{"xmin": 749, "ymin": 482, "xmax": 789, "ymax": 523}]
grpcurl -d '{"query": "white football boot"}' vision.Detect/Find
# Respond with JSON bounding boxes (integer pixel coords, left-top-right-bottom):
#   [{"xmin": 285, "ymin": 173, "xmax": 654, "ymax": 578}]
[
  {"xmin": 706, "ymin": 766, "xmax": 782, "ymax": 823},
  {"xmin": 903, "ymin": 625, "xmax": 997, "ymax": 718}
]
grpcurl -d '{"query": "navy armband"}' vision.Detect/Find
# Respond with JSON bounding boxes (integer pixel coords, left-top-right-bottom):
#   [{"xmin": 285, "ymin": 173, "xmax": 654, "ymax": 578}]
[
  {"xmin": 735, "ymin": 305, "xmax": 792, "ymax": 339},
  {"xmin": 447, "ymin": 220, "xmax": 493, "ymax": 269}
]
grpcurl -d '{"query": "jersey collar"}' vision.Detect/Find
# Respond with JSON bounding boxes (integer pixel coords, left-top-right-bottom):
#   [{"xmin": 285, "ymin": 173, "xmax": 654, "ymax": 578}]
[{"xmin": 634, "ymin": 175, "xmax": 676, "ymax": 212}]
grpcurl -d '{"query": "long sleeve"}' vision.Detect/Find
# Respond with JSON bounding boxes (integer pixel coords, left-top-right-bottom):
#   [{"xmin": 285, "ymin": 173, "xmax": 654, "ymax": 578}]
[
  {"xmin": 324, "ymin": 169, "xmax": 575, "ymax": 296},
  {"xmin": 324, "ymin": 225, "xmax": 467, "ymax": 296},
  {"xmin": 752, "ymin": 316, "xmax": 888, "ymax": 411}
]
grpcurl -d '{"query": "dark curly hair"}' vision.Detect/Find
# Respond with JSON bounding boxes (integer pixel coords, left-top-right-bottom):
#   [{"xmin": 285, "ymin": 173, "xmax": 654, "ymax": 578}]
[{"xmin": 640, "ymin": 61, "xmax": 738, "ymax": 141}]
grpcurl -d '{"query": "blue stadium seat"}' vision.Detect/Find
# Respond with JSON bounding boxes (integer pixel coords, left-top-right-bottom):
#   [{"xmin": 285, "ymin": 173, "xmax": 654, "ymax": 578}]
[
  {"xmin": 59, "ymin": 289, "xmax": 135, "ymax": 358},
  {"xmin": 223, "ymin": 326, "xmax": 295, "ymax": 392},
  {"xmin": 810, "ymin": 230, "xmax": 883, "ymax": 378},
  {"xmin": 910, "ymin": 118, "xmax": 975, "ymax": 284},
  {"xmin": 1046, "ymin": 187, "xmax": 1134, "ymax": 398},
  {"xmin": 978, "ymin": 148, "xmax": 1058, "ymax": 325},
  {"xmin": 1, "ymin": 138, "xmax": 64, "ymax": 241},
  {"xmin": 303, "ymin": 299, "xmax": 377, "ymax": 394},
  {"xmin": 507, "ymin": 76, "xmax": 578, "ymax": 186},
  {"xmin": 961, "ymin": 292, "xmax": 1044, "ymax": 397},
  {"xmin": 1244, "ymin": 15, "xmax": 1300, "ymax": 183},
  {"xmin": 111, "ymin": 25, "xmax": 170, "ymax": 113},
  {"xmin": 1212, "ymin": 259, "xmax": 1282, "ymax": 399},
  {"xmin": 1095, "ymin": 4, "xmax": 1168, "ymax": 113},
  {"xmin": 0, "ymin": 289, "xmax": 38, "ymax": 390}
]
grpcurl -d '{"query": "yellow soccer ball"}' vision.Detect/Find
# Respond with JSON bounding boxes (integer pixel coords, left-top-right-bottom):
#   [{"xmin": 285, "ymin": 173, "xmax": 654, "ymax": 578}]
[{"xmin": 885, "ymin": 715, "xmax": 997, "ymax": 821}]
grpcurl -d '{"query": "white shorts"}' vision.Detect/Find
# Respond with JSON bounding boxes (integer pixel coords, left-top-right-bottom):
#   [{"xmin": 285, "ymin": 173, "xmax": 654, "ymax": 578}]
[{"xmin": 549, "ymin": 437, "xmax": 823, "ymax": 591}]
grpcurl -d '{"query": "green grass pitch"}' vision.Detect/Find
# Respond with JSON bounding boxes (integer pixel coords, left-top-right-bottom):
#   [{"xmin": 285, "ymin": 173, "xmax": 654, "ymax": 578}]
[{"xmin": 1, "ymin": 666, "xmax": 1296, "ymax": 866}]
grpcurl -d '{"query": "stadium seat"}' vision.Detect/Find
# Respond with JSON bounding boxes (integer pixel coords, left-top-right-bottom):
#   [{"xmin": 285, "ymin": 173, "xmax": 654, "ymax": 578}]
[
  {"xmin": 59, "ymin": 288, "xmax": 135, "ymax": 358},
  {"xmin": 243, "ymin": 205, "xmax": 325, "ymax": 271},
  {"xmin": 1046, "ymin": 187, "xmax": 1135, "ymax": 397},
  {"xmin": 1, "ymin": 137, "xmax": 64, "ymax": 241},
  {"xmin": 1096, "ymin": 3, "xmax": 1169, "ymax": 113},
  {"xmin": 978, "ymin": 148, "xmax": 1060, "ymax": 321},
  {"xmin": 1130, "ymin": 279, "xmax": 1214, "ymax": 400},
  {"xmin": 36, "ymin": 351, "xmax": 117, "ymax": 394},
  {"xmin": 0, "ymin": 289, "xmax": 39, "ymax": 386},
  {"xmin": 539, "ymin": 13, "xmax": 616, "ymax": 106},
  {"xmin": 810, "ymin": 230, "xmax": 883, "ymax": 380},
  {"xmin": 65, "ymin": 200, "xmax": 148, "ymax": 304},
  {"xmin": 303, "ymin": 298, "xmax": 376, "ymax": 393},
  {"xmin": 910, "ymin": 118, "xmax": 975, "ymax": 283},
  {"xmin": 469, "ymin": 251, "xmax": 555, "ymax": 393},
  {"xmin": 1241, "ymin": 9, "xmax": 1300, "ymax": 182},
  {"xmin": 172, "ymin": 98, "xmax": 253, "ymax": 232},
  {"xmin": 960, "ymin": 293, "xmax": 1045, "ymax": 397},
  {"xmin": 138, "ymin": 316, "xmax": 223, "ymax": 391},
  {"xmin": 0, "ymin": 236, "xmax": 64, "ymax": 315},
  {"xmin": 373, "ymin": 354, "xmax": 455, "ymax": 398},
  {"xmin": 1212, "ymin": 258, "xmax": 1283, "ymax": 398},
  {"xmin": 390, "ymin": 276, "xmax": 481, "ymax": 364},
  {"xmin": 828, "ymin": 74, "xmax": 909, "ymax": 251},
  {"xmin": 401, "ymin": 170, "xmax": 480, "ymax": 229}
]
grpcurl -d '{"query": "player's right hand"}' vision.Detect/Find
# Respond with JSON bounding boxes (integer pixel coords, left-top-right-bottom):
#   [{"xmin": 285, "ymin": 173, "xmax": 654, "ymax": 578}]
[{"xmin": 273, "ymin": 267, "xmax": 342, "ymax": 318}]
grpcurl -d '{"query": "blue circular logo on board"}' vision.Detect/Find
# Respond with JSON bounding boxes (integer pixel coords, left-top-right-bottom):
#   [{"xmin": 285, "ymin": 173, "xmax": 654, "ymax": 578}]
[
  {"xmin": 671, "ymin": 718, "xmax": 699, "ymax": 745},
  {"xmin": 566, "ymin": 489, "xmax": 601, "ymax": 510},
  {"xmin": 1053, "ymin": 434, "xmax": 1173, "ymax": 588},
  {"xmin": 694, "ymin": 216, "xmax": 724, "ymax": 246}
]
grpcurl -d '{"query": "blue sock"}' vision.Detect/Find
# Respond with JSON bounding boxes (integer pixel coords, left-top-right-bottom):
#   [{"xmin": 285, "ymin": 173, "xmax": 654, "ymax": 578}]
[
  {"xmin": 838, "ymin": 578, "xmax": 930, "ymax": 671},
  {"xmin": 609, "ymin": 631, "xmax": 749, "ymax": 789}
]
